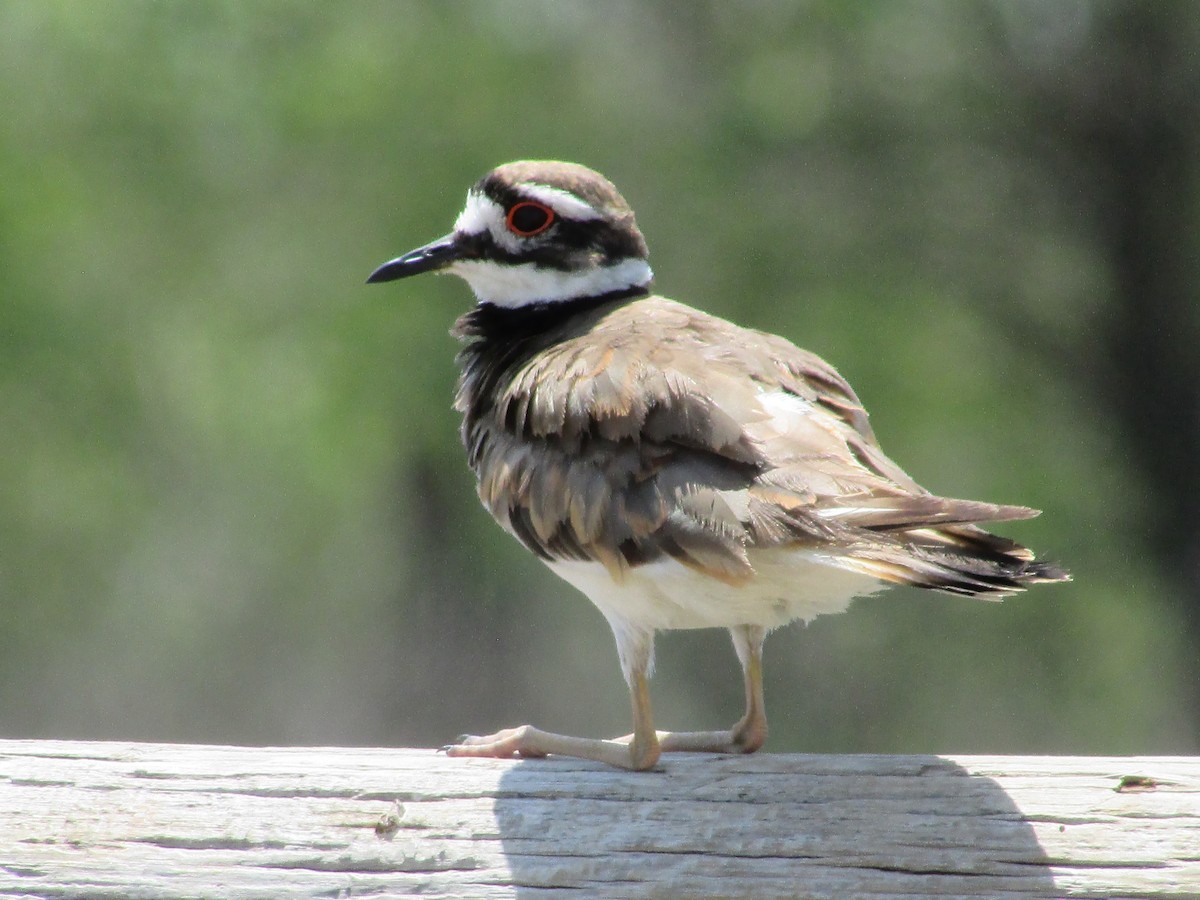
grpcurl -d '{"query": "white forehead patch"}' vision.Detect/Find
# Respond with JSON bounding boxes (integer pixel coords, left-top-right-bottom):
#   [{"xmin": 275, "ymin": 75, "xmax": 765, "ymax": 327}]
[
  {"xmin": 453, "ymin": 191, "xmax": 504, "ymax": 236},
  {"xmin": 518, "ymin": 184, "xmax": 604, "ymax": 221}
]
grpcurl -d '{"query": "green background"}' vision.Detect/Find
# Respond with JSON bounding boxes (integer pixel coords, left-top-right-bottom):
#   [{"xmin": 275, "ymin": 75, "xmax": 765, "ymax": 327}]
[{"xmin": 2, "ymin": 1, "xmax": 1196, "ymax": 755}]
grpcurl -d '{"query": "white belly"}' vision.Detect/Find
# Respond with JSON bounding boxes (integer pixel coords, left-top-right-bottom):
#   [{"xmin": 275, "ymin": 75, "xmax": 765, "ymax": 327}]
[{"xmin": 546, "ymin": 550, "xmax": 885, "ymax": 632}]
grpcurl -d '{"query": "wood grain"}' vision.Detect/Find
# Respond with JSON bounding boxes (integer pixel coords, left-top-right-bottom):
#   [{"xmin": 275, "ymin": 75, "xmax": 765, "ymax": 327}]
[{"xmin": 0, "ymin": 741, "xmax": 1196, "ymax": 898}]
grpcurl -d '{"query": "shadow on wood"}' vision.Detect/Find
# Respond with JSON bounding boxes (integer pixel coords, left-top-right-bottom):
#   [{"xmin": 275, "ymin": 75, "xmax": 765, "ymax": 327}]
[
  {"xmin": 0, "ymin": 741, "xmax": 1197, "ymax": 898},
  {"xmin": 492, "ymin": 753, "xmax": 1057, "ymax": 897}
]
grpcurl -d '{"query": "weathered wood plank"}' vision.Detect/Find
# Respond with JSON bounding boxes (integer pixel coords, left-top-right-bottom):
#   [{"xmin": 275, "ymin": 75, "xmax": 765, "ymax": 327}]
[{"xmin": 0, "ymin": 740, "xmax": 1196, "ymax": 898}]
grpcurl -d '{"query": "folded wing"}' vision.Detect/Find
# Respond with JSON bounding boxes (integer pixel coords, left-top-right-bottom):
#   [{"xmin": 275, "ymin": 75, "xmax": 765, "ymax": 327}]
[{"xmin": 459, "ymin": 297, "xmax": 1068, "ymax": 596}]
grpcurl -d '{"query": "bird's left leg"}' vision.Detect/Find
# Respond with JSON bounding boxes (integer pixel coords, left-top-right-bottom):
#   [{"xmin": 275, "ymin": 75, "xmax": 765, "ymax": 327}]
[{"xmin": 652, "ymin": 624, "xmax": 768, "ymax": 754}]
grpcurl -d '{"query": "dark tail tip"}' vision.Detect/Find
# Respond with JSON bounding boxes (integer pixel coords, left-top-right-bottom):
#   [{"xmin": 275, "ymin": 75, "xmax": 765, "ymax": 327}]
[{"xmin": 1026, "ymin": 559, "xmax": 1071, "ymax": 584}]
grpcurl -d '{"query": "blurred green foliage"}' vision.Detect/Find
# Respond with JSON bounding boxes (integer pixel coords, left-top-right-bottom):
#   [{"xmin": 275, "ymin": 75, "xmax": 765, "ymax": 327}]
[{"xmin": 1, "ymin": 1, "xmax": 1196, "ymax": 754}]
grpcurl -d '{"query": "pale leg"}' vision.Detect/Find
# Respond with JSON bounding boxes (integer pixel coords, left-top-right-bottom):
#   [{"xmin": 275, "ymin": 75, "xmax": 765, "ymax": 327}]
[
  {"xmin": 444, "ymin": 623, "xmax": 768, "ymax": 767},
  {"xmin": 444, "ymin": 621, "xmax": 662, "ymax": 770},
  {"xmin": 655, "ymin": 624, "xmax": 768, "ymax": 753}
]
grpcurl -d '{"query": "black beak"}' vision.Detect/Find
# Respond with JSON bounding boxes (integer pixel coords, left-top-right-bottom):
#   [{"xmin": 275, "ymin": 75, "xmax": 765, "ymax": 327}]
[{"xmin": 366, "ymin": 234, "xmax": 460, "ymax": 284}]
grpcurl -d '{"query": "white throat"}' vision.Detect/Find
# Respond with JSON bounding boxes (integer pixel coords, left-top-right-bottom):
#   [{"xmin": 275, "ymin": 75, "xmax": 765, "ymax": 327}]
[{"xmin": 448, "ymin": 257, "xmax": 653, "ymax": 308}]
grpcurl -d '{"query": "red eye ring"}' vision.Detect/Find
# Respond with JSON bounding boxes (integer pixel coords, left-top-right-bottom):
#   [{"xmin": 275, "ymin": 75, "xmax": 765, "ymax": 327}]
[{"xmin": 505, "ymin": 201, "xmax": 556, "ymax": 237}]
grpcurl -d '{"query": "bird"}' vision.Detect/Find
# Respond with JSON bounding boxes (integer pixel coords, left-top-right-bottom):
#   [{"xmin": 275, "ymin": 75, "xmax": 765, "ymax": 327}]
[{"xmin": 367, "ymin": 160, "xmax": 1069, "ymax": 771}]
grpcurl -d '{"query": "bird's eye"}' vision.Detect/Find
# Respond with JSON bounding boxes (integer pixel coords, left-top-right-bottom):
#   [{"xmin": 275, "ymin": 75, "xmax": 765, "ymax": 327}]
[{"xmin": 505, "ymin": 201, "xmax": 555, "ymax": 237}]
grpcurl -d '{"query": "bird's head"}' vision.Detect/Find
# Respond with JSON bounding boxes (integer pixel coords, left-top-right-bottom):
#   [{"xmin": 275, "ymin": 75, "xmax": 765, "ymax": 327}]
[{"xmin": 367, "ymin": 160, "xmax": 652, "ymax": 307}]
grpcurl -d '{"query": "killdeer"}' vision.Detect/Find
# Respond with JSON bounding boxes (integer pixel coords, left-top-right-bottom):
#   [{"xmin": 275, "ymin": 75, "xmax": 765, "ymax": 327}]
[{"xmin": 368, "ymin": 160, "xmax": 1069, "ymax": 771}]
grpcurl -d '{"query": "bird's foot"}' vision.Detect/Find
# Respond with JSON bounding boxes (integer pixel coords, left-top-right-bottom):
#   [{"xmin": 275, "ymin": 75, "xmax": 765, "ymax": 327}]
[
  {"xmin": 443, "ymin": 725, "xmax": 549, "ymax": 759},
  {"xmin": 444, "ymin": 724, "xmax": 660, "ymax": 770}
]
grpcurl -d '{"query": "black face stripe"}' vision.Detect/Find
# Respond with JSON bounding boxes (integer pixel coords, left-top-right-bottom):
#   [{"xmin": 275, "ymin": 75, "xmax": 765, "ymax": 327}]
[{"xmin": 455, "ymin": 219, "xmax": 646, "ymax": 271}]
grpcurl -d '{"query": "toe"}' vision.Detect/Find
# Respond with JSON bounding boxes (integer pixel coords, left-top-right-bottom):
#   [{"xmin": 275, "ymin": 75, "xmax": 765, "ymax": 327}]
[{"xmin": 443, "ymin": 725, "xmax": 537, "ymax": 759}]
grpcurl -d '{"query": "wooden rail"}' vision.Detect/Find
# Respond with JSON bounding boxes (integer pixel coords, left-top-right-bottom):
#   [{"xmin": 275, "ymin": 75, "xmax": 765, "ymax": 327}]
[{"xmin": 0, "ymin": 740, "xmax": 1197, "ymax": 898}]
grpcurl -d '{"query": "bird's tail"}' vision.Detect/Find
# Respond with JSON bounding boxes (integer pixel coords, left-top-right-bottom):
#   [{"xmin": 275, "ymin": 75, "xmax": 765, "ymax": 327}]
[{"xmin": 837, "ymin": 522, "xmax": 1070, "ymax": 598}]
